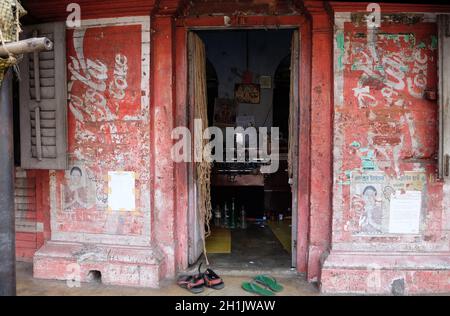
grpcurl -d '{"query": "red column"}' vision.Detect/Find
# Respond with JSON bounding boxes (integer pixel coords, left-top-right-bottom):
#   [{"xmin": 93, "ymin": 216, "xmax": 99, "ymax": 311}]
[
  {"xmin": 305, "ymin": 2, "xmax": 334, "ymax": 282},
  {"xmin": 151, "ymin": 16, "xmax": 177, "ymax": 277}
]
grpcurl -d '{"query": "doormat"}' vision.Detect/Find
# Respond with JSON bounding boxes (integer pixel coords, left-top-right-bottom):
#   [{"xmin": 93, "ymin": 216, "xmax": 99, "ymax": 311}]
[
  {"xmin": 206, "ymin": 227, "xmax": 231, "ymax": 254},
  {"xmin": 267, "ymin": 220, "xmax": 291, "ymax": 253}
]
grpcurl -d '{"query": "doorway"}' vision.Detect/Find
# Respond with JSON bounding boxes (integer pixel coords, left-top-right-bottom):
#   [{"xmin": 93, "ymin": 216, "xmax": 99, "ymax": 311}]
[{"xmin": 187, "ymin": 28, "xmax": 300, "ymax": 271}]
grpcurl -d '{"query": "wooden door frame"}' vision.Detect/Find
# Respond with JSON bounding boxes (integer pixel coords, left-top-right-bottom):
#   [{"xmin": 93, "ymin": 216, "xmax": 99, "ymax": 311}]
[{"xmin": 174, "ymin": 15, "xmax": 312, "ymax": 274}]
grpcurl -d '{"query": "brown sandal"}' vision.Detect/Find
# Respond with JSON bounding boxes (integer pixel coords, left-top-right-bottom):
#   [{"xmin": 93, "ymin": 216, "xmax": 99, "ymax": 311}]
[{"xmin": 177, "ymin": 274, "xmax": 205, "ymax": 294}]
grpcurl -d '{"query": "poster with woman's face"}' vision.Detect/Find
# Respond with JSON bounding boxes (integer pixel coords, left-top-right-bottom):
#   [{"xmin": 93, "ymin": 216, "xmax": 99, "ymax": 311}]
[
  {"xmin": 350, "ymin": 172, "xmax": 386, "ymax": 235},
  {"xmin": 350, "ymin": 171, "xmax": 427, "ymax": 236},
  {"xmin": 62, "ymin": 165, "xmax": 96, "ymax": 211},
  {"xmin": 359, "ymin": 185, "xmax": 383, "ymax": 233}
]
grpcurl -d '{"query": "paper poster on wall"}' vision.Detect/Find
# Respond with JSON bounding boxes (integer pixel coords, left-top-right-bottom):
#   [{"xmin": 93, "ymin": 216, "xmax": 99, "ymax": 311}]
[
  {"xmin": 350, "ymin": 171, "xmax": 426, "ymax": 236},
  {"xmin": 388, "ymin": 191, "xmax": 422, "ymax": 234},
  {"xmin": 62, "ymin": 164, "xmax": 96, "ymax": 210},
  {"xmin": 108, "ymin": 171, "xmax": 136, "ymax": 212},
  {"xmin": 350, "ymin": 172, "xmax": 386, "ymax": 235}
]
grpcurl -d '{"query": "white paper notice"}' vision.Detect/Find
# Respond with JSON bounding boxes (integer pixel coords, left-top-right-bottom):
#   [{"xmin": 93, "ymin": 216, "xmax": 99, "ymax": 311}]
[
  {"xmin": 108, "ymin": 171, "xmax": 136, "ymax": 212},
  {"xmin": 388, "ymin": 191, "xmax": 422, "ymax": 234}
]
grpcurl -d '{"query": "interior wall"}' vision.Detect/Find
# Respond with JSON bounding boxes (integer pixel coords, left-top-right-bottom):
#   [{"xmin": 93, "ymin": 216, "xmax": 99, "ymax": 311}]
[{"xmin": 198, "ymin": 29, "xmax": 292, "ymax": 127}]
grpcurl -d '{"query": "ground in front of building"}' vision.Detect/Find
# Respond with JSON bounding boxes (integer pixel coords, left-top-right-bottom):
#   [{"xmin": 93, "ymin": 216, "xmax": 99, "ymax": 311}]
[{"xmin": 16, "ymin": 262, "xmax": 319, "ymax": 296}]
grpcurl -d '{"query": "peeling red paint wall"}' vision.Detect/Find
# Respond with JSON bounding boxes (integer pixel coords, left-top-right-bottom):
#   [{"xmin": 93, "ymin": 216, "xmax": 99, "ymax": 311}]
[
  {"xmin": 322, "ymin": 12, "xmax": 450, "ymax": 294},
  {"xmin": 336, "ymin": 19, "xmax": 440, "ymax": 239},
  {"xmin": 50, "ymin": 21, "xmax": 151, "ymax": 243},
  {"xmin": 32, "ymin": 17, "xmax": 165, "ymax": 288}
]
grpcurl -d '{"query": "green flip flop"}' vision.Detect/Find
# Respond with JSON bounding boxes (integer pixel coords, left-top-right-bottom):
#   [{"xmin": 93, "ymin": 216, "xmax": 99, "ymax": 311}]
[
  {"xmin": 242, "ymin": 282, "xmax": 275, "ymax": 296},
  {"xmin": 254, "ymin": 275, "xmax": 284, "ymax": 293}
]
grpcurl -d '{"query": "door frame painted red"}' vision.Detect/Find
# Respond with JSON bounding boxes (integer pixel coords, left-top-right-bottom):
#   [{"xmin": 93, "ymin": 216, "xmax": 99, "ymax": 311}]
[{"xmin": 174, "ymin": 14, "xmax": 312, "ymax": 274}]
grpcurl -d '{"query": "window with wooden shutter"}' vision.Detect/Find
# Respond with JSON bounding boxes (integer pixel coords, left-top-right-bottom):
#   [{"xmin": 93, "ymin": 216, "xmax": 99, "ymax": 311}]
[{"xmin": 19, "ymin": 22, "xmax": 68, "ymax": 170}]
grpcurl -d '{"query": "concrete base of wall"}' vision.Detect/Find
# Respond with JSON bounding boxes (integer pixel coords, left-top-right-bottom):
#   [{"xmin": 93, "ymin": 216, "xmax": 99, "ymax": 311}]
[
  {"xmin": 320, "ymin": 251, "xmax": 450, "ymax": 295},
  {"xmin": 33, "ymin": 241, "xmax": 166, "ymax": 288}
]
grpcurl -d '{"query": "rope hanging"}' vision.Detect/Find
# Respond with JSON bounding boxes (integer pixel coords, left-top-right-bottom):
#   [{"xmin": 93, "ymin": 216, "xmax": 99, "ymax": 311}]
[
  {"xmin": 192, "ymin": 33, "xmax": 212, "ymax": 265},
  {"xmin": 0, "ymin": 0, "xmax": 26, "ymax": 84}
]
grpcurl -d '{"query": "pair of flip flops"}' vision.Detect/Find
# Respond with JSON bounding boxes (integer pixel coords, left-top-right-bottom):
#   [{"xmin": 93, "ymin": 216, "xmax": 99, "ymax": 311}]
[
  {"xmin": 242, "ymin": 275, "xmax": 284, "ymax": 296},
  {"xmin": 177, "ymin": 264, "xmax": 225, "ymax": 294}
]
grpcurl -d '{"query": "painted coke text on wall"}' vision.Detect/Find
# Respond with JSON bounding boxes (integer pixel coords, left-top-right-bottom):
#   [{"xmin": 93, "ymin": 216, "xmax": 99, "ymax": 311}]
[{"xmin": 49, "ymin": 18, "xmax": 151, "ymax": 245}]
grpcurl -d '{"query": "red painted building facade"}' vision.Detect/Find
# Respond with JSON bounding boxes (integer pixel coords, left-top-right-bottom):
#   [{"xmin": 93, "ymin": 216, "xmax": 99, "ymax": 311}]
[{"xmin": 14, "ymin": 0, "xmax": 450, "ymax": 294}]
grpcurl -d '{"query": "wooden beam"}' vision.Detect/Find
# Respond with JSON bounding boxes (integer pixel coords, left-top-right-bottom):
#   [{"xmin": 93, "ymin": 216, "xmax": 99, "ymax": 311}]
[{"xmin": 0, "ymin": 37, "xmax": 53, "ymax": 57}]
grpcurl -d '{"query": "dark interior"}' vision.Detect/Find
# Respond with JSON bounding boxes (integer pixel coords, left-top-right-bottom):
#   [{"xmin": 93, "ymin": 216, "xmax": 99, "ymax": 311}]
[{"xmin": 197, "ymin": 29, "xmax": 295, "ymax": 269}]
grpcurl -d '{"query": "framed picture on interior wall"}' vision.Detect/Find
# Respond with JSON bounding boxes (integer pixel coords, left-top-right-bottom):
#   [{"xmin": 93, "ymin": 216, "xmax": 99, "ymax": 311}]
[
  {"xmin": 259, "ymin": 75, "xmax": 272, "ymax": 89},
  {"xmin": 235, "ymin": 83, "xmax": 260, "ymax": 104},
  {"xmin": 213, "ymin": 98, "xmax": 237, "ymax": 127}
]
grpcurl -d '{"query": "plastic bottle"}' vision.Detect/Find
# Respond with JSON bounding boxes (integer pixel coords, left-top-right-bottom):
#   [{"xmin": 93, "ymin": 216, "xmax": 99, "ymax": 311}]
[
  {"xmin": 214, "ymin": 206, "xmax": 221, "ymax": 227},
  {"xmin": 230, "ymin": 198, "xmax": 236, "ymax": 229},
  {"xmin": 240, "ymin": 205, "xmax": 247, "ymax": 229},
  {"xmin": 223, "ymin": 202, "xmax": 229, "ymax": 228}
]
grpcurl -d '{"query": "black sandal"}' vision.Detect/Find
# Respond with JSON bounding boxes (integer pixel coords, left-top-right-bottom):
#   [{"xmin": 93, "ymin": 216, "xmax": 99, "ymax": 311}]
[{"xmin": 201, "ymin": 264, "xmax": 225, "ymax": 290}]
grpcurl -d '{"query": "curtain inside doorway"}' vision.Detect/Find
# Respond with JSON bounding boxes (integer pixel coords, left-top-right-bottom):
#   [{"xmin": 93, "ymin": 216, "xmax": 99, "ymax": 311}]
[{"xmin": 190, "ymin": 32, "xmax": 212, "ymax": 263}]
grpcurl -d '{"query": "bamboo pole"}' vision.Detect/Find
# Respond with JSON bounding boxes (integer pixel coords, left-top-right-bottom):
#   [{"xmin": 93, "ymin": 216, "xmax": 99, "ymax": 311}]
[{"xmin": 0, "ymin": 37, "xmax": 53, "ymax": 57}]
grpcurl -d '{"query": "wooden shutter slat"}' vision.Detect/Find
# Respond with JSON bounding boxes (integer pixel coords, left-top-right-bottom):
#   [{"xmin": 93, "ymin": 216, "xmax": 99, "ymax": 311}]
[
  {"xmin": 30, "ymin": 78, "xmax": 55, "ymax": 87},
  {"xmin": 31, "ymin": 136, "xmax": 57, "ymax": 146},
  {"xmin": 14, "ymin": 196, "xmax": 34, "ymax": 204},
  {"xmin": 28, "ymin": 99, "xmax": 56, "ymax": 111},
  {"xmin": 30, "ymin": 69, "xmax": 55, "ymax": 79},
  {"xmin": 30, "ymin": 111, "xmax": 55, "ymax": 119},
  {"xmin": 14, "ymin": 181, "xmax": 35, "ymax": 190},
  {"xmin": 31, "ymin": 128, "xmax": 56, "ymax": 137},
  {"xmin": 16, "ymin": 204, "xmax": 36, "ymax": 212},
  {"xmin": 29, "ymin": 51, "xmax": 54, "ymax": 61},
  {"xmin": 29, "ymin": 60, "xmax": 55, "ymax": 70},
  {"xmin": 31, "ymin": 119, "xmax": 56, "ymax": 128},
  {"xmin": 35, "ymin": 51, "xmax": 54, "ymax": 61},
  {"xmin": 30, "ymin": 86, "xmax": 55, "ymax": 99},
  {"xmin": 31, "ymin": 146, "xmax": 57, "ymax": 158},
  {"xmin": 14, "ymin": 189, "xmax": 35, "ymax": 197}
]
